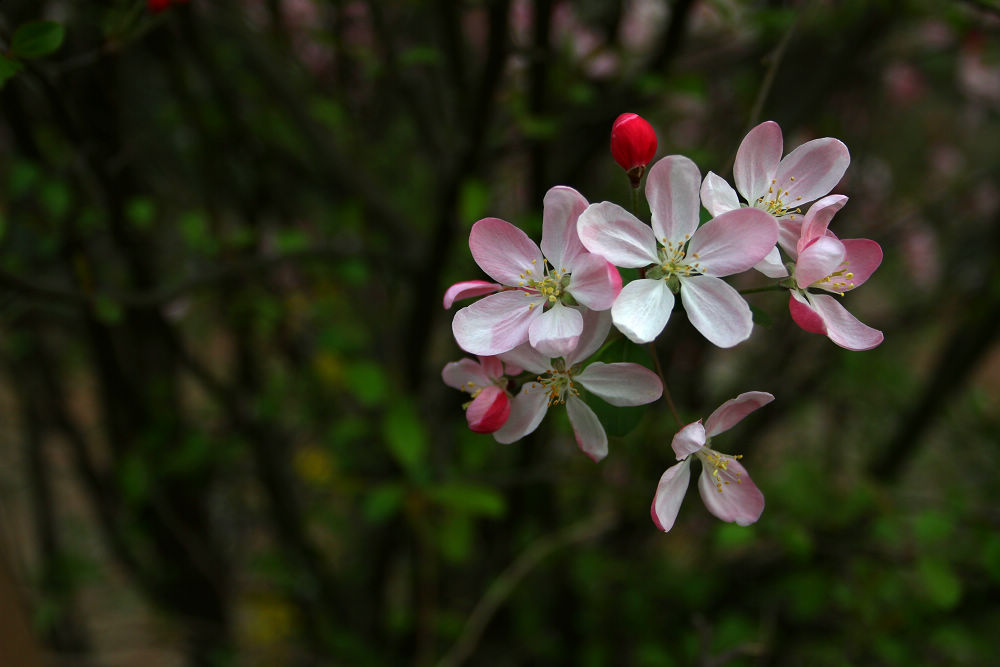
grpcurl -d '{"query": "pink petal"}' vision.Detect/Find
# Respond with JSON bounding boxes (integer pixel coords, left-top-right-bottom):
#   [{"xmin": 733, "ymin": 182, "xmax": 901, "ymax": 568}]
[
  {"xmin": 575, "ymin": 362, "xmax": 662, "ymax": 406},
  {"xmin": 838, "ymin": 239, "xmax": 883, "ymax": 290},
  {"xmin": 697, "ymin": 457, "xmax": 765, "ymax": 526},
  {"xmin": 577, "ymin": 202, "xmax": 659, "ymax": 268},
  {"xmin": 734, "ymin": 121, "xmax": 782, "ymax": 203},
  {"xmin": 610, "ymin": 278, "xmax": 675, "ymax": 344},
  {"xmin": 679, "ymin": 275, "xmax": 753, "ymax": 348},
  {"xmin": 650, "ymin": 459, "xmax": 692, "ymax": 532},
  {"xmin": 777, "ymin": 216, "xmax": 805, "ymax": 258},
  {"xmin": 493, "ymin": 382, "xmax": 549, "ymax": 444},
  {"xmin": 469, "ymin": 217, "xmax": 544, "ymax": 285},
  {"xmin": 528, "ymin": 302, "xmax": 584, "ymax": 359},
  {"xmin": 753, "ymin": 247, "xmax": 789, "ymax": 278},
  {"xmin": 452, "ymin": 290, "xmax": 544, "ymax": 355},
  {"xmin": 566, "ymin": 395, "xmax": 608, "ymax": 462},
  {"xmin": 565, "ymin": 309, "xmax": 612, "ymax": 366},
  {"xmin": 466, "ymin": 386, "xmax": 511, "ymax": 433},
  {"xmin": 788, "ymin": 291, "xmax": 827, "ymax": 335},
  {"xmin": 477, "ymin": 355, "xmax": 504, "ymax": 380},
  {"xmin": 795, "ymin": 236, "xmax": 846, "ymax": 289},
  {"xmin": 798, "ymin": 194, "xmax": 848, "ymax": 248},
  {"xmin": 646, "ymin": 155, "xmax": 702, "ymax": 244},
  {"xmin": 687, "ymin": 208, "xmax": 778, "ymax": 277},
  {"xmin": 774, "ymin": 138, "xmax": 850, "ymax": 207},
  {"xmin": 499, "ymin": 342, "xmax": 550, "ymax": 376},
  {"xmin": 541, "ymin": 186, "xmax": 589, "ymax": 271},
  {"xmin": 443, "ymin": 280, "xmax": 502, "ymax": 309},
  {"xmin": 704, "ymin": 392, "xmax": 775, "ymax": 437},
  {"xmin": 568, "ymin": 254, "xmax": 622, "ymax": 310},
  {"xmin": 442, "ymin": 358, "xmax": 490, "ymax": 391},
  {"xmin": 810, "ymin": 293, "xmax": 884, "ymax": 351},
  {"xmin": 700, "ymin": 171, "xmax": 741, "ymax": 217},
  {"xmin": 671, "ymin": 421, "xmax": 706, "ymax": 459}
]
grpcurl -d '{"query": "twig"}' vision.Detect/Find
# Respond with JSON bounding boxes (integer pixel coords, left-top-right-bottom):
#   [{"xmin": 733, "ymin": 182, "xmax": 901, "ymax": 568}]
[{"xmin": 436, "ymin": 511, "xmax": 616, "ymax": 667}]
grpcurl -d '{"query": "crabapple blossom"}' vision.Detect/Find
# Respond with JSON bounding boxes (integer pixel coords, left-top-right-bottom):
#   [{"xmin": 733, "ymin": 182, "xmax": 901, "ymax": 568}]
[
  {"xmin": 493, "ymin": 310, "xmax": 662, "ymax": 462},
  {"xmin": 611, "ymin": 113, "xmax": 657, "ymax": 187},
  {"xmin": 786, "ymin": 196, "xmax": 884, "ymax": 350},
  {"xmin": 451, "ymin": 187, "xmax": 621, "ymax": 358},
  {"xmin": 651, "ymin": 392, "xmax": 772, "ymax": 532},
  {"xmin": 442, "ymin": 355, "xmax": 518, "ymax": 434},
  {"xmin": 700, "ymin": 121, "xmax": 850, "ymax": 278},
  {"xmin": 577, "ymin": 155, "xmax": 778, "ymax": 347}
]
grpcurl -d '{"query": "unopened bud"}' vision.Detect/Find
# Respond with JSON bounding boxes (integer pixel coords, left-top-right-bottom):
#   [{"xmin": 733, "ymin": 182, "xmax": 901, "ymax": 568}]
[
  {"xmin": 466, "ymin": 386, "xmax": 511, "ymax": 434},
  {"xmin": 611, "ymin": 112, "xmax": 657, "ymax": 188}
]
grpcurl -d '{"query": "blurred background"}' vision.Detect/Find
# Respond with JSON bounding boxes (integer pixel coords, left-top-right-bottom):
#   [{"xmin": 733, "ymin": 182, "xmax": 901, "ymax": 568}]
[{"xmin": 0, "ymin": 0, "xmax": 998, "ymax": 665}]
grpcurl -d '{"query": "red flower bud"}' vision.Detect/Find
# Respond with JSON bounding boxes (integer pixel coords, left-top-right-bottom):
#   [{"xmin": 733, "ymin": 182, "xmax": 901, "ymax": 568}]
[
  {"xmin": 611, "ymin": 112, "xmax": 657, "ymax": 187},
  {"xmin": 466, "ymin": 386, "xmax": 511, "ymax": 434}
]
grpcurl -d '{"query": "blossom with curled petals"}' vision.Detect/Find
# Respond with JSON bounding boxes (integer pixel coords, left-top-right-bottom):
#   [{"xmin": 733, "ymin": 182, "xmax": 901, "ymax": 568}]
[
  {"xmin": 651, "ymin": 392, "xmax": 771, "ymax": 532},
  {"xmin": 786, "ymin": 196, "xmax": 884, "ymax": 350},
  {"xmin": 577, "ymin": 155, "xmax": 777, "ymax": 347},
  {"xmin": 442, "ymin": 355, "xmax": 519, "ymax": 434},
  {"xmin": 493, "ymin": 310, "xmax": 662, "ymax": 462},
  {"xmin": 700, "ymin": 121, "xmax": 851, "ymax": 278},
  {"xmin": 451, "ymin": 186, "xmax": 622, "ymax": 358}
]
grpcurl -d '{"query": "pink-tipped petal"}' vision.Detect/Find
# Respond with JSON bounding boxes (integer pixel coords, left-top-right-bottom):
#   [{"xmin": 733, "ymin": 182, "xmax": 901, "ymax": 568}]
[
  {"xmin": 704, "ymin": 392, "xmax": 775, "ymax": 437},
  {"xmin": 697, "ymin": 457, "xmax": 765, "ymax": 526},
  {"xmin": 788, "ymin": 292, "xmax": 827, "ymax": 335},
  {"xmin": 610, "ymin": 278, "xmax": 675, "ymax": 344},
  {"xmin": 775, "ymin": 138, "xmax": 850, "ymax": 206},
  {"xmin": 754, "ymin": 247, "xmax": 789, "ymax": 278},
  {"xmin": 734, "ymin": 121, "xmax": 783, "ymax": 203},
  {"xmin": 442, "ymin": 358, "xmax": 491, "ymax": 391},
  {"xmin": 647, "ymin": 155, "xmax": 702, "ymax": 244},
  {"xmin": 701, "ymin": 171, "xmax": 742, "ymax": 217},
  {"xmin": 493, "ymin": 382, "xmax": 549, "ymax": 444},
  {"xmin": 568, "ymin": 254, "xmax": 622, "ymax": 310},
  {"xmin": 778, "ymin": 216, "xmax": 805, "ymax": 258},
  {"xmin": 679, "ymin": 275, "xmax": 753, "ymax": 348},
  {"xmin": 469, "ymin": 218, "xmax": 544, "ymax": 285},
  {"xmin": 838, "ymin": 239, "xmax": 883, "ymax": 289},
  {"xmin": 671, "ymin": 421, "xmax": 706, "ymax": 459},
  {"xmin": 477, "ymin": 355, "xmax": 504, "ymax": 380},
  {"xmin": 575, "ymin": 362, "xmax": 663, "ymax": 406},
  {"xmin": 795, "ymin": 236, "xmax": 846, "ymax": 289},
  {"xmin": 577, "ymin": 202, "xmax": 659, "ymax": 268},
  {"xmin": 566, "ymin": 309, "xmax": 613, "ymax": 366},
  {"xmin": 650, "ymin": 459, "xmax": 692, "ymax": 532},
  {"xmin": 687, "ymin": 208, "xmax": 778, "ymax": 276},
  {"xmin": 566, "ymin": 395, "xmax": 608, "ymax": 462},
  {"xmin": 500, "ymin": 342, "xmax": 550, "ymax": 376},
  {"xmin": 466, "ymin": 386, "xmax": 511, "ymax": 433},
  {"xmin": 798, "ymin": 194, "xmax": 848, "ymax": 247},
  {"xmin": 810, "ymin": 293, "xmax": 884, "ymax": 351},
  {"xmin": 452, "ymin": 290, "xmax": 544, "ymax": 355},
  {"xmin": 528, "ymin": 302, "xmax": 584, "ymax": 359},
  {"xmin": 443, "ymin": 280, "xmax": 503, "ymax": 308},
  {"xmin": 541, "ymin": 186, "xmax": 589, "ymax": 271}
]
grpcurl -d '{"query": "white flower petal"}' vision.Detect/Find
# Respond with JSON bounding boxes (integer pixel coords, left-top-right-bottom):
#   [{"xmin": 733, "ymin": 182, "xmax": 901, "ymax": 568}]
[
  {"xmin": 687, "ymin": 208, "xmax": 777, "ymax": 277},
  {"xmin": 775, "ymin": 138, "xmax": 850, "ymax": 206},
  {"xmin": 441, "ymin": 358, "xmax": 490, "ymax": 391},
  {"xmin": 647, "ymin": 155, "xmax": 702, "ymax": 244},
  {"xmin": 452, "ymin": 290, "xmax": 545, "ymax": 355},
  {"xmin": 565, "ymin": 309, "xmax": 613, "ymax": 366},
  {"xmin": 672, "ymin": 421, "xmax": 706, "ymax": 459},
  {"xmin": 493, "ymin": 383, "xmax": 549, "ymax": 444},
  {"xmin": 528, "ymin": 301, "xmax": 584, "ymax": 359},
  {"xmin": 704, "ymin": 392, "xmax": 775, "ymax": 437},
  {"xmin": 697, "ymin": 457, "xmax": 765, "ymax": 526},
  {"xmin": 679, "ymin": 275, "xmax": 753, "ymax": 348},
  {"xmin": 566, "ymin": 395, "xmax": 608, "ymax": 462},
  {"xmin": 734, "ymin": 121, "xmax": 783, "ymax": 203},
  {"xmin": 809, "ymin": 293, "xmax": 884, "ymax": 351},
  {"xmin": 575, "ymin": 362, "xmax": 662, "ymax": 406},
  {"xmin": 577, "ymin": 202, "xmax": 659, "ymax": 268},
  {"xmin": 700, "ymin": 171, "xmax": 742, "ymax": 217},
  {"xmin": 650, "ymin": 459, "xmax": 692, "ymax": 533},
  {"xmin": 610, "ymin": 278, "xmax": 675, "ymax": 344},
  {"xmin": 567, "ymin": 253, "xmax": 621, "ymax": 310},
  {"xmin": 541, "ymin": 186, "xmax": 589, "ymax": 271},
  {"xmin": 753, "ymin": 247, "xmax": 789, "ymax": 278},
  {"xmin": 499, "ymin": 343, "xmax": 550, "ymax": 376},
  {"xmin": 469, "ymin": 218, "xmax": 544, "ymax": 285}
]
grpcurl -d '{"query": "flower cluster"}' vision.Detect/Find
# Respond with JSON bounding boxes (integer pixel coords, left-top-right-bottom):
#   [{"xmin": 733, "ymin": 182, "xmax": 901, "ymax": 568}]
[{"xmin": 443, "ymin": 117, "xmax": 884, "ymax": 533}]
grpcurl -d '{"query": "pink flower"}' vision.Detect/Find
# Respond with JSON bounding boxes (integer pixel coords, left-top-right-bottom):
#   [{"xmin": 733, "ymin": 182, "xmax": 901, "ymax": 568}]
[
  {"xmin": 700, "ymin": 121, "xmax": 851, "ymax": 278},
  {"xmin": 650, "ymin": 392, "xmax": 772, "ymax": 532},
  {"xmin": 577, "ymin": 155, "xmax": 778, "ymax": 347},
  {"xmin": 611, "ymin": 113, "xmax": 657, "ymax": 187},
  {"xmin": 451, "ymin": 187, "xmax": 622, "ymax": 358},
  {"xmin": 786, "ymin": 196, "xmax": 884, "ymax": 351},
  {"xmin": 442, "ymin": 356, "xmax": 517, "ymax": 434},
  {"xmin": 493, "ymin": 310, "xmax": 662, "ymax": 462}
]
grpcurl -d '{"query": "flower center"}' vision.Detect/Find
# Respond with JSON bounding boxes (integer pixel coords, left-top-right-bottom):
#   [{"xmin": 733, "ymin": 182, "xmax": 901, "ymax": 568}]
[
  {"xmin": 535, "ymin": 364, "xmax": 578, "ymax": 406},
  {"xmin": 696, "ymin": 447, "xmax": 744, "ymax": 493},
  {"xmin": 756, "ymin": 178, "xmax": 803, "ymax": 218},
  {"xmin": 646, "ymin": 236, "xmax": 704, "ymax": 282},
  {"xmin": 517, "ymin": 259, "xmax": 572, "ymax": 310},
  {"xmin": 815, "ymin": 260, "xmax": 855, "ymax": 296}
]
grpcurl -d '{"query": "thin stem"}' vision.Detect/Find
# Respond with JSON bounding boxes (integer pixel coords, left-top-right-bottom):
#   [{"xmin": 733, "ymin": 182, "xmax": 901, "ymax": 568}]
[
  {"xmin": 648, "ymin": 342, "xmax": 682, "ymax": 428},
  {"xmin": 629, "ymin": 184, "xmax": 639, "ymax": 215}
]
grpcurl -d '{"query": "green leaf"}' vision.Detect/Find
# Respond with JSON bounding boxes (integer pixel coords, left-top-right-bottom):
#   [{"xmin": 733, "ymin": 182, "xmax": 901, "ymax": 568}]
[
  {"xmin": 126, "ymin": 197, "xmax": 156, "ymax": 230},
  {"xmin": 345, "ymin": 360, "xmax": 388, "ymax": 407},
  {"xmin": 426, "ymin": 482, "xmax": 506, "ymax": 518},
  {"xmin": 93, "ymin": 295, "xmax": 123, "ymax": 325},
  {"xmin": 459, "ymin": 179, "xmax": 490, "ymax": 225},
  {"xmin": 363, "ymin": 484, "xmax": 405, "ymax": 524},
  {"xmin": 917, "ymin": 557, "xmax": 962, "ymax": 610},
  {"xmin": 0, "ymin": 56, "xmax": 24, "ymax": 88},
  {"xmin": 750, "ymin": 304, "xmax": 773, "ymax": 326},
  {"xmin": 381, "ymin": 401, "xmax": 428, "ymax": 480},
  {"xmin": 11, "ymin": 21, "xmax": 66, "ymax": 60},
  {"xmin": 585, "ymin": 336, "xmax": 654, "ymax": 438}
]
